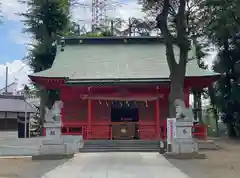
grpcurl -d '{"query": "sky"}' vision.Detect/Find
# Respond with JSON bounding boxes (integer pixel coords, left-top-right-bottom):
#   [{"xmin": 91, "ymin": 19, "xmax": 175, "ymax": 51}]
[{"xmin": 0, "ymin": 0, "xmax": 144, "ymax": 89}]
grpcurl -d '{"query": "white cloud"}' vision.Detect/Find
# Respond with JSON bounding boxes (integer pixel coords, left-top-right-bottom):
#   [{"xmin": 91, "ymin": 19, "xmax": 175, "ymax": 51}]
[
  {"xmin": 0, "ymin": 60, "xmax": 31, "ymax": 89},
  {"xmin": 1, "ymin": 0, "xmax": 144, "ymax": 22},
  {"xmin": 9, "ymin": 29, "xmax": 30, "ymax": 45},
  {"xmin": 71, "ymin": 0, "xmax": 144, "ymax": 29},
  {"xmin": 1, "ymin": 0, "xmax": 27, "ymax": 21}
]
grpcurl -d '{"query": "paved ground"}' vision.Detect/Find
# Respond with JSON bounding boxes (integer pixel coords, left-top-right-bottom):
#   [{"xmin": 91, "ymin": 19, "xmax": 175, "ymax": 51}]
[
  {"xmin": 0, "ymin": 157, "xmax": 68, "ymax": 178},
  {"xmin": 169, "ymin": 138, "xmax": 240, "ymax": 178},
  {"xmin": 3, "ymin": 138, "xmax": 239, "ymax": 178},
  {"xmin": 42, "ymin": 152, "xmax": 189, "ymax": 178}
]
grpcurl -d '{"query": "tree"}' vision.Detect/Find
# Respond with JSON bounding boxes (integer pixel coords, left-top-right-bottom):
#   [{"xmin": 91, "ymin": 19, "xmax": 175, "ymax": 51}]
[
  {"xmin": 139, "ymin": 0, "xmax": 204, "ymax": 117},
  {"xmin": 201, "ymin": 0, "xmax": 240, "ymax": 137},
  {"xmin": 20, "ymin": 0, "xmax": 70, "ymax": 135},
  {"xmin": 122, "ymin": 18, "xmax": 158, "ymax": 36}
]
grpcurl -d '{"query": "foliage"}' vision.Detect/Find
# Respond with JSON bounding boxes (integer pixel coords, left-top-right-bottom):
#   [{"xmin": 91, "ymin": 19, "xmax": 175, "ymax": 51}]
[
  {"xmin": 20, "ymin": 0, "xmax": 70, "ymax": 106},
  {"xmin": 20, "ymin": 0, "xmax": 70, "ymax": 134},
  {"xmin": 201, "ymin": 0, "xmax": 240, "ymax": 137},
  {"xmin": 20, "ymin": 0, "xmax": 69, "ymax": 72},
  {"xmin": 122, "ymin": 18, "xmax": 158, "ymax": 36},
  {"xmin": 64, "ymin": 17, "xmax": 157, "ymax": 37}
]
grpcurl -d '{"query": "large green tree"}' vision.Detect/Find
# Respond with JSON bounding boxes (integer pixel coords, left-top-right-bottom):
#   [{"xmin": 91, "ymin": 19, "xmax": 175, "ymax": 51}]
[
  {"xmin": 139, "ymin": 0, "xmax": 205, "ymax": 117},
  {"xmin": 20, "ymin": 0, "xmax": 70, "ymax": 135},
  {"xmin": 201, "ymin": 0, "xmax": 240, "ymax": 137}
]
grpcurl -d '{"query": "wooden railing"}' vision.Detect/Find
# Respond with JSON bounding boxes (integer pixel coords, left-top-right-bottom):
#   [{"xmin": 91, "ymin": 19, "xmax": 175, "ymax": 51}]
[
  {"xmin": 60, "ymin": 121, "xmax": 207, "ymax": 140},
  {"xmin": 86, "ymin": 127, "xmax": 112, "ymax": 140},
  {"xmin": 62, "ymin": 121, "xmax": 159, "ymax": 140},
  {"xmin": 138, "ymin": 121, "xmax": 157, "ymax": 140}
]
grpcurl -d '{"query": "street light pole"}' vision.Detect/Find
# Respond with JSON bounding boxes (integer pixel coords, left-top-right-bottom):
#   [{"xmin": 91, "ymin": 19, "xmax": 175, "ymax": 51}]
[{"xmin": 24, "ymin": 94, "xmax": 28, "ymax": 138}]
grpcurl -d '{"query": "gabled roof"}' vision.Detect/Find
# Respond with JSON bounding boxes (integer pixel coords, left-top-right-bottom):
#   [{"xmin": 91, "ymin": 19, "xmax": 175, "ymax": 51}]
[
  {"xmin": 29, "ymin": 36, "xmax": 218, "ymax": 83},
  {"xmin": 0, "ymin": 82, "xmax": 17, "ymax": 93},
  {"xmin": 0, "ymin": 95, "xmax": 36, "ymax": 113}
]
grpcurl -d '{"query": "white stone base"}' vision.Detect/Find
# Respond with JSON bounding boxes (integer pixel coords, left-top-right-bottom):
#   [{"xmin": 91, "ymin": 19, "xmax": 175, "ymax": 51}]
[
  {"xmin": 44, "ymin": 122, "xmax": 61, "ymax": 139},
  {"xmin": 0, "ymin": 131, "xmax": 18, "ymax": 139},
  {"xmin": 39, "ymin": 144, "xmax": 66, "ymax": 155},
  {"xmin": 37, "ymin": 135, "xmax": 83, "ymax": 156},
  {"xmin": 172, "ymin": 138, "xmax": 198, "ymax": 154},
  {"xmin": 167, "ymin": 119, "xmax": 199, "ymax": 154},
  {"xmin": 0, "ymin": 135, "xmax": 83, "ymax": 157}
]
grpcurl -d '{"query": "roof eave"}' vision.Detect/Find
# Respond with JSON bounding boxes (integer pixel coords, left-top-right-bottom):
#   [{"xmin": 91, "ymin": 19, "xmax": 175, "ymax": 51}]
[{"xmin": 65, "ymin": 78, "xmax": 170, "ymax": 86}]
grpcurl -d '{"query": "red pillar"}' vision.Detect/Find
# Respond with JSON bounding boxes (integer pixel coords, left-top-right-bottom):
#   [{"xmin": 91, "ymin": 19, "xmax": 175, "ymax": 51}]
[
  {"xmin": 155, "ymin": 99, "xmax": 160, "ymax": 139},
  {"xmin": 87, "ymin": 99, "xmax": 92, "ymax": 139}
]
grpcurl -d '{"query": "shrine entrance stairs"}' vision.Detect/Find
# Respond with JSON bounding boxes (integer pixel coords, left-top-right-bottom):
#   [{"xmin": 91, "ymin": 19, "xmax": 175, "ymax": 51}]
[{"xmin": 79, "ymin": 140, "xmax": 161, "ymax": 152}]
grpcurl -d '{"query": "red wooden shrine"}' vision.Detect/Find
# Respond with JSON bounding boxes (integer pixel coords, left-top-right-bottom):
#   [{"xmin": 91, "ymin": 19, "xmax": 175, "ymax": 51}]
[{"xmin": 31, "ymin": 76, "xmax": 216, "ymax": 140}]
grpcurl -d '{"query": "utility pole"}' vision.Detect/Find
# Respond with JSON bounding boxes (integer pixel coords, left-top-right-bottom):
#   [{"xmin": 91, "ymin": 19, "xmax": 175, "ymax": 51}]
[
  {"xmin": 5, "ymin": 66, "xmax": 8, "ymax": 92},
  {"xmin": 128, "ymin": 18, "xmax": 132, "ymax": 37},
  {"xmin": 110, "ymin": 20, "xmax": 114, "ymax": 36}
]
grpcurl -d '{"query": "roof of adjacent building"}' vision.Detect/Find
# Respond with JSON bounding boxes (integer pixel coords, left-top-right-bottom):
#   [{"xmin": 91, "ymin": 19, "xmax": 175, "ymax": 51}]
[
  {"xmin": 30, "ymin": 36, "xmax": 218, "ymax": 83},
  {"xmin": 0, "ymin": 95, "xmax": 36, "ymax": 113},
  {"xmin": 0, "ymin": 82, "xmax": 17, "ymax": 94}
]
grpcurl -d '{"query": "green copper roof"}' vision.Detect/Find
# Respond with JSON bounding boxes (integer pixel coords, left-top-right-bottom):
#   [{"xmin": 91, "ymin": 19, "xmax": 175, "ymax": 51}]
[{"xmin": 30, "ymin": 42, "xmax": 218, "ymax": 82}]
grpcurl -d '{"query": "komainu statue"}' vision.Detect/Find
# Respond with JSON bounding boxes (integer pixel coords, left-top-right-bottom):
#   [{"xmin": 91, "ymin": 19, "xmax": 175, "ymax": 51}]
[
  {"xmin": 174, "ymin": 99, "xmax": 194, "ymax": 121},
  {"xmin": 44, "ymin": 101, "xmax": 62, "ymax": 123}
]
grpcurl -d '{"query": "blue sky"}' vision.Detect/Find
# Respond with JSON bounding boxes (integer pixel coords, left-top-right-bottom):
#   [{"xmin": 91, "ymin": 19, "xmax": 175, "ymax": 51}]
[
  {"xmin": 0, "ymin": 0, "xmax": 143, "ymax": 89},
  {"xmin": 0, "ymin": 19, "xmax": 29, "ymax": 89},
  {"xmin": 0, "ymin": 20, "xmax": 27, "ymax": 63}
]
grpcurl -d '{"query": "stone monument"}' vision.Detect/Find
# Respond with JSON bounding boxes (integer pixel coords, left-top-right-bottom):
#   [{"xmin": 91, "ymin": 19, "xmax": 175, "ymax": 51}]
[
  {"xmin": 44, "ymin": 101, "xmax": 62, "ymax": 138},
  {"xmin": 167, "ymin": 99, "xmax": 198, "ymax": 154},
  {"xmin": 34, "ymin": 101, "xmax": 83, "ymax": 160}
]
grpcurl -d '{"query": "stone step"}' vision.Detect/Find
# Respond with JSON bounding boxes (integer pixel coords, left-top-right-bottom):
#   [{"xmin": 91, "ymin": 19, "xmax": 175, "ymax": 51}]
[
  {"xmin": 0, "ymin": 145, "xmax": 39, "ymax": 156},
  {"xmin": 0, "ymin": 137, "xmax": 44, "ymax": 147},
  {"xmin": 79, "ymin": 148, "xmax": 160, "ymax": 152},
  {"xmin": 83, "ymin": 146, "xmax": 160, "ymax": 149},
  {"xmin": 80, "ymin": 140, "xmax": 160, "ymax": 152},
  {"xmin": 84, "ymin": 141, "xmax": 159, "ymax": 145},
  {"xmin": 84, "ymin": 140, "xmax": 159, "ymax": 143},
  {"xmin": 83, "ymin": 143, "xmax": 160, "ymax": 146},
  {"xmin": 197, "ymin": 140, "xmax": 219, "ymax": 150}
]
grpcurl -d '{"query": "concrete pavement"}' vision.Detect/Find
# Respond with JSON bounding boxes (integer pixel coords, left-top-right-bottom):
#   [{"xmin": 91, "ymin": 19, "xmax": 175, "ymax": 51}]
[{"xmin": 42, "ymin": 152, "xmax": 189, "ymax": 178}]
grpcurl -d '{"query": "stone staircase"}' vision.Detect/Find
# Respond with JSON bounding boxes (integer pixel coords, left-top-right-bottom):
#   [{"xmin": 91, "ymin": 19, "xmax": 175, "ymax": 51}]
[
  {"xmin": 197, "ymin": 139, "xmax": 219, "ymax": 150},
  {"xmin": 79, "ymin": 140, "xmax": 161, "ymax": 152}
]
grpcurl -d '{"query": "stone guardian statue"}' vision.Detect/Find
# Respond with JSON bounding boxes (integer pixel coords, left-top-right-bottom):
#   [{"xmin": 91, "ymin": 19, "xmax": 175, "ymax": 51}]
[
  {"xmin": 174, "ymin": 99, "xmax": 194, "ymax": 121},
  {"xmin": 44, "ymin": 101, "xmax": 62, "ymax": 123}
]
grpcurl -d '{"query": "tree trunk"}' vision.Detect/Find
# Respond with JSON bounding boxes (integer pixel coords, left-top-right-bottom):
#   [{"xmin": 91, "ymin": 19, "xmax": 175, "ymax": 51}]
[
  {"xmin": 227, "ymin": 123, "xmax": 237, "ymax": 138},
  {"xmin": 193, "ymin": 89, "xmax": 203, "ymax": 123},
  {"xmin": 39, "ymin": 88, "xmax": 47, "ymax": 136},
  {"xmin": 155, "ymin": 0, "xmax": 188, "ymax": 118},
  {"xmin": 168, "ymin": 72, "xmax": 185, "ymax": 118},
  {"xmin": 213, "ymin": 108, "xmax": 219, "ymax": 136},
  {"xmin": 193, "ymin": 90, "xmax": 198, "ymax": 121}
]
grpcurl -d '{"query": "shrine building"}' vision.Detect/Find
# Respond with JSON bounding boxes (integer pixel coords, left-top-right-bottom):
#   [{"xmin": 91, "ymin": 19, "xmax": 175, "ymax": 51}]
[{"xmin": 29, "ymin": 36, "xmax": 218, "ymax": 140}]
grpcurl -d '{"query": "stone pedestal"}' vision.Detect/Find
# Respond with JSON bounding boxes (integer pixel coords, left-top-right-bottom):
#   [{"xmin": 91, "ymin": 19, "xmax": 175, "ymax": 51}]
[
  {"xmin": 44, "ymin": 122, "xmax": 61, "ymax": 139},
  {"xmin": 167, "ymin": 118, "xmax": 198, "ymax": 154},
  {"xmin": 35, "ymin": 135, "xmax": 83, "ymax": 160},
  {"xmin": 34, "ymin": 121, "xmax": 83, "ymax": 159},
  {"xmin": 0, "ymin": 131, "xmax": 18, "ymax": 139}
]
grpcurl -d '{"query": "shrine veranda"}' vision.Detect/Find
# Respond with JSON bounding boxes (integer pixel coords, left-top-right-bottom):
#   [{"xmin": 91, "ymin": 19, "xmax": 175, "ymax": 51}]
[{"xmin": 29, "ymin": 36, "xmax": 218, "ymax": 140}]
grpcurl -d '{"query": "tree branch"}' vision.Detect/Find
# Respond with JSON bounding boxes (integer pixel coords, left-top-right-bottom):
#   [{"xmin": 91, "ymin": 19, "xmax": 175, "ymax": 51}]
[
  {"xmin": 156, "ymin": 0, "xmax": 177, "ymax": 73},
  {"xmin": 176, "ymin": 0, "xmax": 188, "ymax": 69}
]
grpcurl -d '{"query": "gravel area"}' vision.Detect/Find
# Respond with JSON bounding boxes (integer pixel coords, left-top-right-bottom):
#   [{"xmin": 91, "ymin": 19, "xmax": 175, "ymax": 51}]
[
  {"xmin": 0, "ymin": 157, "xmax": 68, "ymax": 178},
  {"xmin": 169, "ymin": 138, "xmax": 240, "ymax": 178}
]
